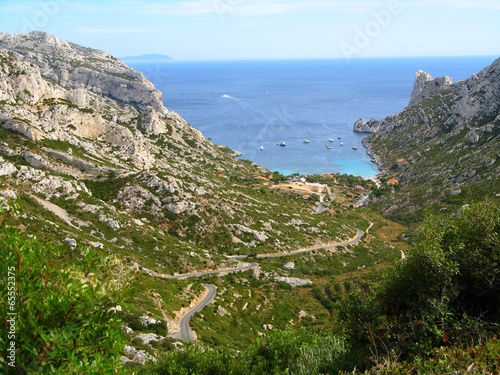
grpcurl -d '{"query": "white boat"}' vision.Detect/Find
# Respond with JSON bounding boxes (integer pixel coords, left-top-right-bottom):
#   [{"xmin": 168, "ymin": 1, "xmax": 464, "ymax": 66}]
[
  {"xmin": 326, "ymin": 145, "xmax": 332, "ymax": 149},
  {"xmin": 303, "ymin": 139, "xmax": 310, "ymax": 144},
  {"xmin": 352, "ymin": 139, "xmax": 358, "ymax": 150},
  {"xmin": 260, "ymin": 145, "xmax": 264, "ymax": 151},
  {"xmin": 328, "ymin": 138, "xmax": 333, "ymax": 142},
  {"xmin": 308, "ymin": 127, "xmax": 312, "ymax": 134},
  {"xmin": 340, "ymin": 142, "xmax": 344, "ymax": 146},
  {"xmin": 279, "ymin": 141, "xmax": 286, "ymax": 147}
]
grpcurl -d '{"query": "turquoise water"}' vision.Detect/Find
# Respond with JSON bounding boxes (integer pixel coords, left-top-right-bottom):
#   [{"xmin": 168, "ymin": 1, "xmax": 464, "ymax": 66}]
[{"xmin": 130, "ymin": 56, "xmax": 496, "ymax": 178}]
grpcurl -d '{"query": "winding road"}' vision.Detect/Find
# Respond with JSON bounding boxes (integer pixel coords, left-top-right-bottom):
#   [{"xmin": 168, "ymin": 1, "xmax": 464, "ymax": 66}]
[
  {"xmin": 169, "ymin": 284, "xmax": 217, "ymax": 340},
  {"xmin": 163, "ymin": 227, "xmax": 367, "ymax": 341}
]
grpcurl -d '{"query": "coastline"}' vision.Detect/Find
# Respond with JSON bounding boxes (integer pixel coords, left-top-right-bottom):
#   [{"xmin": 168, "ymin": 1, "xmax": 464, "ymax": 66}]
[{"xmin": 361, "ymin": 136, "xmax": 384, "ymax": 173}]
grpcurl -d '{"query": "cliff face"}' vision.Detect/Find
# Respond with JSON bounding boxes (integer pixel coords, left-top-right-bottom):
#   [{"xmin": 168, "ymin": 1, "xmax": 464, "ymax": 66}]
[{"xmin": 356, "ymin": 58, "xmax": 500, "ymax": 220}]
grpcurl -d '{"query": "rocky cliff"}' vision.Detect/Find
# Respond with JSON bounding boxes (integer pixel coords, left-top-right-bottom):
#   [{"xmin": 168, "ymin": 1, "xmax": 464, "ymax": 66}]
[{"xmin": 354, "ymin": 57, "xmax": 500, "ymax": 220}]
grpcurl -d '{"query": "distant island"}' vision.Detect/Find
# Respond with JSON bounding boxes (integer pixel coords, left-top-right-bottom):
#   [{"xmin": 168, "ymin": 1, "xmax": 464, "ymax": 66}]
[{"xmin": 119, "ymin": 53, "xmax": 172, "ymax": 63}]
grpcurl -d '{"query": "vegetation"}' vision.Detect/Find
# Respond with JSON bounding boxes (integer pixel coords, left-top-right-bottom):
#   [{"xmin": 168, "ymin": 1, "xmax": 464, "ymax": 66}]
[
  {"xmin": 139, "ymin": 329, "xmax": 348, "ymax": 375},
  {"xmin": 336, "ymin": 199, "xmax": 500, "ymax": 373},
  {"xmin": 0, "ymin": 206, "xmax": 133, "ymax": 374},
  {"xmin": 1, "ymin": 38, "xmax": 498, "ymax": 374},
  {"xmin": 131, "ymin": 200, "xmax": 500, "ymax": 374}
]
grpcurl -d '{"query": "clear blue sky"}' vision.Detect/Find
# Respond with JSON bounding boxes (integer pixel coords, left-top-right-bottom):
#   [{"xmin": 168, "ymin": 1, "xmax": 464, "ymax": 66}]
[{"xmin": 1, "ymin": 0, "xmax": 499, "ymax": 60}]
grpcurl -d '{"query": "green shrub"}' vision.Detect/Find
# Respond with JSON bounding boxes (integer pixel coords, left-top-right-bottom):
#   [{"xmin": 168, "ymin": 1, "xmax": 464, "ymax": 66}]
[
  {"xmin": 337, "ymin": 200, "xmax": 500, "ymax": 368},
  {"xmin": 0, "ymin": 208, "xmax": 133, "ymax": 374},
  {"xmin": 241, "ymin": 328, "xmax": 348, "ymax": 375},
  {"xmin": 139, "ymin": 342, "xmax": 235, "ymax": 375}
]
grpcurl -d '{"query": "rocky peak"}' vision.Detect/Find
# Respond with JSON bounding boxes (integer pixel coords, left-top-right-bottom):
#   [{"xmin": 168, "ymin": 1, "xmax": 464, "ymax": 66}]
[
  {"xmin": 408, "ymin": 70, "xmax": 453, "ymax": 107},
  {"xmin": 0, "ymin": 31, "xmax": 167, "ymax": 117}
]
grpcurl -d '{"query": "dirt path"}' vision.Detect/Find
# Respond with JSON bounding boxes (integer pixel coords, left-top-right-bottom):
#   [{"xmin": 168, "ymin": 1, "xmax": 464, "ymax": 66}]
[
  {"xmin": 160, "ymin": 227, "xmax": 366, "ymax": 341},
  {"xmin": 30, "ymin": 194, "xmax": 76, "ymax": 228}
]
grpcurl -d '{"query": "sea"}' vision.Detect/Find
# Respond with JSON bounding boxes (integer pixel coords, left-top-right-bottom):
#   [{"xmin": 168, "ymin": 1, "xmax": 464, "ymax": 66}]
[{"xmin": 128, "ymin": 56, "xmax": 496, "ymax": 178}]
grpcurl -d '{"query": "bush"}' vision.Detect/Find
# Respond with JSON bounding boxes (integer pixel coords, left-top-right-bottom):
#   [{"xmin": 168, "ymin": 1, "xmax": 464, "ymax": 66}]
[
  {"xmin": 337, "ymin": 200, "xmax": 500, "ymax": 368},
  {"xmin": 241, "ymin": 329, "xmax": 348, "ymax": 375},
  {"xmin": 0, "ymin": 208, "xmax": 133, "ymax": 374},
  {"xmin": 139, "ymin": 342, "xmax": 235, "ymax": 375}
]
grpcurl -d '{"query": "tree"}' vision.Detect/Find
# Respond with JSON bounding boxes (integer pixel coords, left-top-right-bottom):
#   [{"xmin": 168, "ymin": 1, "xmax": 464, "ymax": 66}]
[
  {"xmin": 0, "ymin": 207, "xmax": 133, "ymax": 374},
  {"xmin": 376, "ymin": 200, "xmax": 499, "ymax": 356}
]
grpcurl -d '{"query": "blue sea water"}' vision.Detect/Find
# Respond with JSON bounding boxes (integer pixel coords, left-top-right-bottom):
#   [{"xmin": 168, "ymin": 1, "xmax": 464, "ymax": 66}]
[{"xmin": 129, "ymin": 56, "xmax": 496, "ymax": 178}]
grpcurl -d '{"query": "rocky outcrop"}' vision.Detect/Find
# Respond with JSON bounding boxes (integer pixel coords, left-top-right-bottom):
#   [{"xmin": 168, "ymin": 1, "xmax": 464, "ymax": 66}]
[
  {"xmin": 0, "ymin": 31, "xmax": 167, "ymax": 115},
  {"xmin": 353, "ymin": 115, "xmax": 397, "ymax": 133},
  {"xmin": 409, "ymin": 70, "xmax": 452, "ymax": 107}
]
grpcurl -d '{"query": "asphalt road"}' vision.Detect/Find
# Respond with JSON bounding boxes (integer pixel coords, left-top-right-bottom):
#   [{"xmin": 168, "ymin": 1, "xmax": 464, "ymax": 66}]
[
  {"xmin": 169, "ymin": 284, "xmax": 217, "ymax": 341},
  {"xmin": 166, "ymin": 227, "xmax": 366, "ymax": 341}
]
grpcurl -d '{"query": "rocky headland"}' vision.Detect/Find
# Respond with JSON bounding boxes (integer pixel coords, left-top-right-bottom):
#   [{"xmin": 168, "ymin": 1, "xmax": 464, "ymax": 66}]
[{"xmin": 353, "ymin": 57, "xmax": 499, "ymax": 219}]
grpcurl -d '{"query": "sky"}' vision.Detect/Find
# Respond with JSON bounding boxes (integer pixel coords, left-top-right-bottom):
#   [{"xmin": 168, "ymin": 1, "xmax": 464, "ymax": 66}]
[{"xmin": 0, "ymin": 0, "xmax": 499, "ymax": 61}]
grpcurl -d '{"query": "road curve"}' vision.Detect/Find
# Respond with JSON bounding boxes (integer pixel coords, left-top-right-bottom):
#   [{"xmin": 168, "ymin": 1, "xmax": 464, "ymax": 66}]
[
  {"xmin": 165, "ymin": 227, "xmax": 366, "ymax": 341},
  {"xmin": 169, "ymin": 284, "xmax": 217, "ymax": 341},
  {"xmin": 162, "ymin": 228, "xmax": 365, "ymax": 280}
]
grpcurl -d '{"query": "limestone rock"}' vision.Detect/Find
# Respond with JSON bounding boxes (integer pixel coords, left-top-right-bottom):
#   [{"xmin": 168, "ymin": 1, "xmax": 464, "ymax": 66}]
[
  {"xmin": 23, "ymin": 152, "xmax": 50, "ymax": 169},
  {"xmin": 121, "ymin": 345, "xmax": 156, "ymax": 365},
  {"xmin": 0, "ymin": 157, "xmax": 16, "ymax": 176},
  {"xmin": 353, "ymin": 118, "xmax": 380, "ymax": 133},
  {"xmin": 135, "ymin": 333, "xmax": 164, "ymax": 345},
  {"xmin": 63, "ymin": 238, "xmax": 77, "ymax": 248},
  {"xmin": 274, "ymin": 276, "xmax": 313, "ymax": 287},
  {"xmin": 409, "ymin": 70, "xmax": 452, "ymax": 107},
  {"xmin": 140, "ymin": 315, "xmax": 161, "ymax": 327}
]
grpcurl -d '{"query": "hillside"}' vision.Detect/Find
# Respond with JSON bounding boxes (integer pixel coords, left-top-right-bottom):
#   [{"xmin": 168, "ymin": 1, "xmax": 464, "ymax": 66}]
[
  {"xmin": 0, "ymin": 31, "xmax": 362, "ymax": 263},
  {"xmin": 0, "ymin": 32, "xmax": 407, "ymax": 371},
  {"xmin": 354, "ymin": 57, "xmax": 500, "ymax": 222}
]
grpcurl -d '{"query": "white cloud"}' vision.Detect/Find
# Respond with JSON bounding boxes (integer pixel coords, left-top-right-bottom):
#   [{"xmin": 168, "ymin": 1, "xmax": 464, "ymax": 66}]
[{"xmin": 133, "ymin": 0, "xmax": 500, "ymax": 18}]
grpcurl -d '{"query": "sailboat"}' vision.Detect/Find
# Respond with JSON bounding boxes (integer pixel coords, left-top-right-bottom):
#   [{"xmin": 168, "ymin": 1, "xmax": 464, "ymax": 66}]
[
  {"xmin": 308, "ymin": 127, "xmax": 312, "ymax": 134},
  {"xmin": 352, "ymin": 138, "xmax": 358, "ymax": 150}
]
